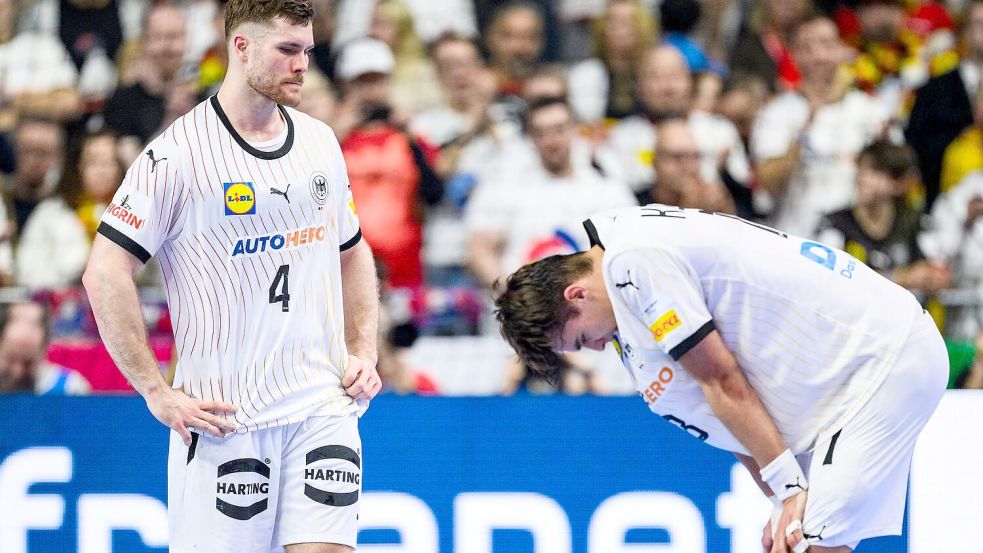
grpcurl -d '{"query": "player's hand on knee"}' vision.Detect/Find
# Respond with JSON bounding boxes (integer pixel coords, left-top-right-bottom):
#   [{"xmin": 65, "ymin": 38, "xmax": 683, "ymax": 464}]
[
  {"xmin": 343, "ymin": 355, "xmax": 382, "ymax": 401},
  {"xmin": 772, "ymin": 490, "xmax": 808, "ymax": 553},
  {"xmin": 146, "ymin": 387, "xmax": 238, "ymax": 445}
]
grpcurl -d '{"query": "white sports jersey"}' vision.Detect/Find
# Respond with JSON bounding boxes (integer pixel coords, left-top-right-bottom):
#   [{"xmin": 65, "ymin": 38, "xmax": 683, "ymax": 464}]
[
  {"xmin": 99, "ymin": 96, "xmax": 362, "ymax": 431},
  {"xmin": 586, "ymin": 205, "xmax": 924, "ymax": 454}
]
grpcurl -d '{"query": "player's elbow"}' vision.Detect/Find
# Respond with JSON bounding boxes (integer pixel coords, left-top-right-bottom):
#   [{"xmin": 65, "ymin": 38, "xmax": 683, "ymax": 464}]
[
  {"xmin": 81, "ymin": 261, "xmax": 105, "ymax": 301},
  {"xmin": 82, "ymin": 257, "xmax": 122, "ymax": 306}
]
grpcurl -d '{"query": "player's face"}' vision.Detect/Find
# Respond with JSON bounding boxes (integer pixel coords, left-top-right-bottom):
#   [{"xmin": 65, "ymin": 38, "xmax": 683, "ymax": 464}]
[
  {"xmin": 246, "ymin": 18, "xmax": 314, "ymax": 107},
  {"xmin": 552, "ymin": 290, "xmax": 618, "ymax": 353}
]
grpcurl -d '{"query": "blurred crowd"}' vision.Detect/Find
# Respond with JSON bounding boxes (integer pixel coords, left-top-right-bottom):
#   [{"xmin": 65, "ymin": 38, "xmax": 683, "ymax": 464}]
[{"xmin": 0, "ymin": 0, "xmax": 981, "ymax": 396}]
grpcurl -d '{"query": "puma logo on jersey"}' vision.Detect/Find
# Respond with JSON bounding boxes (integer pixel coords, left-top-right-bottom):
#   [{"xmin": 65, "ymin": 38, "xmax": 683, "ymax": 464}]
[
  {"xmin": 271, "ymin": 183, "xmax": 290, "ymax": 203},
  {"xmin": 785, "ymin": 477, "xmax": 806, "ymax": 492},
  {"xmin": 146, "ymin": 150, "xmax": 167, "ymax": 173},
  {"xmin": 615, "ymin": 270, "xmax": 639, "ymax": 290},
  {"xmin": 803, "ymin": 525, "xmax": 827, "ymax": 541},
  {"xmin": 120, "ymin": 195, "xmax": 133, "ymax": 210}
]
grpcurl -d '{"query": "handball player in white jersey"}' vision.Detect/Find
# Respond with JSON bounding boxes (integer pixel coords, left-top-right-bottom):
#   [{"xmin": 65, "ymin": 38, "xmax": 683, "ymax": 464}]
[
  {"xmin": 494, "ymin": 205, "xmax": 948, "ymax": 553},
  {"xmin": 82, "ymin": 1, "xmax": 381, "ymax": 551}
]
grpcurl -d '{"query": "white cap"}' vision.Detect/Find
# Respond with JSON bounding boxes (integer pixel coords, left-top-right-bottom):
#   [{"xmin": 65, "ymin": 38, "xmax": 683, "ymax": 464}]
[{"xmin": 336, "ymin": 38, "xmax": 395, "ymax": 81}]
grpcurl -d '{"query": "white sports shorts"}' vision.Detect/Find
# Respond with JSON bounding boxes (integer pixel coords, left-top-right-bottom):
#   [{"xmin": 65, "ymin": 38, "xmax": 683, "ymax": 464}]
[
  {"xmin": 167, "ymin": 413, "xmax": 361, "ymax": 552},
  {"xmin": 796, "ymin": 310, "xmax": 948, "ymax": 549}
]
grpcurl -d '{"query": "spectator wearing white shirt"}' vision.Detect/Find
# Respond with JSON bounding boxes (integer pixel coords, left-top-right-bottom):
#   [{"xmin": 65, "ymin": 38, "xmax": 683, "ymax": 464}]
[
  {"xmin": 0, "ymin": 0, "xmax": 80, "ymax": 127},
  {"xmin": 640, "ymin": 117, "xmax": 736, "ymax": 214},
  {"xmin": 466, "ymin": 98, "xmax": 636, "ymax": 289},
  {"xmin": 751, "ymin": 14, "xmax": 889, "ymax": 238},
  {"xmin": 918, "ymin": 170, "xmax": 983, "ymax": 339},
  {"xmin": 410, "ymin": 34, "xmax": 504, "ymax": 177},
  {"xmin": 598, "ymin": 45, "xmax": 751, "ymax": 214},
  {"xmin": 16, "ymin": 131, "xmax": 122, "ymax": 289},
  {"xmin": 7, "ymin": 117, "xmax": 64, "ymax": 233},
  {"xmin": 566, "ymin": 0, "xmax": 657, "ymax": 124}
]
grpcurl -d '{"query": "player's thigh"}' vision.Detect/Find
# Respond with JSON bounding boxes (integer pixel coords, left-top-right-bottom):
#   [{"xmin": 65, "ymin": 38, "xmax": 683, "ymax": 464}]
[
  {"xmin": 168, "ymin": 428, "xmax": 284, "ymax": 553},
  {"xmin": 808, "ymin": 546, "xmax": 852, "ymax": 553},
  {"xmin": 803, "ymin": 312, "xmax": 947, "ymax": 548},
  {"xmin": 273, "ymin": 414, "xmax": 362, "ymax": 549}
]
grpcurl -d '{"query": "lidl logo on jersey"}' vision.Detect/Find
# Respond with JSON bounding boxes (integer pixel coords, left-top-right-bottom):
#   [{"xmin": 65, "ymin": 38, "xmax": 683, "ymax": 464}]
[
  {"xmin": 650, "ymin": 310, "xmax": 682, "ymax": 342},
  {"xmin": 230, "ymin": 225, "xmax": 328, "ymax": 258},
  {"xmin": 224, "ymin": 182, "xmax": 256, "ymax": 215}
]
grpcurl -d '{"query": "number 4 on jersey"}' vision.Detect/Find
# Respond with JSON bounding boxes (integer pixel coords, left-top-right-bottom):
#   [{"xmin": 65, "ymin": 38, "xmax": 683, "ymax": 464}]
[{"xmin": 270, "ymin": 264, "xmax": 290, "ymax": 312}]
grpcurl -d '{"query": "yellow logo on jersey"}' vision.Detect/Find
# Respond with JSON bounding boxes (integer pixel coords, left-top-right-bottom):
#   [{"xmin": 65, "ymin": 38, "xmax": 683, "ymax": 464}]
[
  {"xmin": 650, "ymin": 310, "xmax": 682, "ymax": 343},
  {"xmin": 224, "ymin": 182, "xmax": 256, "ymax": 215},
  {"xmin": 348, "ymin": 200, "xmax": 357, "ymax": 216}
]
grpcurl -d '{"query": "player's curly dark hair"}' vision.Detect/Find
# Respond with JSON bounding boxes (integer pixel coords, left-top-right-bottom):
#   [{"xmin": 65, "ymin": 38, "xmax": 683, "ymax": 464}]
[
  {"xmin": 224, "ymin": 0, "xmax": 315, "ymax": 40},
  {"xmin": 494, "ymin": 253, "xmax": 593, "ymax": 382}
]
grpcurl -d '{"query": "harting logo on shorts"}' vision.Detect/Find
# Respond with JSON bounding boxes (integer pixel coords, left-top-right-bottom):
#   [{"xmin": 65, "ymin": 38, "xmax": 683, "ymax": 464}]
[
  {"xmin": 304, "ymin": 445, "xmax": 361, "ymax": 507},
  {"xmin": 230, "ymin": 225, "xmax": 327, "ymax": 258},
  {"xmin": 224, "ymin": 182, "xmax": 256, "ymax": 215},
  {"xmin": 215, "ymin": 458, "xmax": 270, "ymax": 520},
  {"xmin": 650, "ymin": 310, "xmax": 682, "ymax": 343}
]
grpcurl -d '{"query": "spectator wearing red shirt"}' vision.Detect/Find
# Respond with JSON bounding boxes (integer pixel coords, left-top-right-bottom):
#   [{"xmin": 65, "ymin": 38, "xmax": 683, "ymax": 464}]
[{"xmin": 333, "ymin": 38, "xmax": 442, "ymax": 290}]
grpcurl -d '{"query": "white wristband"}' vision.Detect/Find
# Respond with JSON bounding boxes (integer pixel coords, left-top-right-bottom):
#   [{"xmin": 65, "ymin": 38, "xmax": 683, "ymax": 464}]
[{"xmin": 760, "ymin": 449, "xmax": 808, "ymax": 502}]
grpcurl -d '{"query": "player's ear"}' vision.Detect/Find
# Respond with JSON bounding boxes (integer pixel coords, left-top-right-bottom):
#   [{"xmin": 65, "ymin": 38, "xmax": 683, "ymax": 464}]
[
  {"xmin": 231, "ymin": 33, "xmax": 250, "ymax": 61},
  {"xmin": 563, "ymin": 284, "xmax": 587, "ymax": 303}
]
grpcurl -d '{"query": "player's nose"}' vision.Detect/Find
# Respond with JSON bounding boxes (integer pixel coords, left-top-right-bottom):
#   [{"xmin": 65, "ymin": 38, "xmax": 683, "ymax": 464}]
[{"xmin": 585, "ymin": 339, "xmax": 606, "ymax": 351}]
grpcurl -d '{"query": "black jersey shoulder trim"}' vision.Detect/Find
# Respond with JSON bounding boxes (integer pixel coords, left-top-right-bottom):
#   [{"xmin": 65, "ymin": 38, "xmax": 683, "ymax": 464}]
[
  {"xmin": 340, "ymin": 229, "xmax": 362, "ymax": 252},
  {"xmin": 669, "ymin": 320, "xmax": 716, "ymax": 361},
  {"xmin": 98, "ymin": 222, "xmax": 151, "ymax": 264}
]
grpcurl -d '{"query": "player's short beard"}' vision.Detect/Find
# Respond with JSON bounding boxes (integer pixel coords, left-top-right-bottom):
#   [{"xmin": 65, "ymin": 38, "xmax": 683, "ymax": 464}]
[{"xmin": 246, "ymin": 63, "xmax": 302, "ymax": 107}]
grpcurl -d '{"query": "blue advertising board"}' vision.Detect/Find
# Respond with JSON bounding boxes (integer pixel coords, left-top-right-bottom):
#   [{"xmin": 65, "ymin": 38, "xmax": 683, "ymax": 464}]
[{"xmin": 0, "ymin": 395, "xmax": 906, "ymax": 552}]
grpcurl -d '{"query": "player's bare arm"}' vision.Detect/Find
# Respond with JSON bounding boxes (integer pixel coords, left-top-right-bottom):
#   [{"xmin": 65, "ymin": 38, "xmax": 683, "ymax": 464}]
[
  {"xmin": 679, "ymin": 331, "xmax": 808, "ymax": 553},
  {"xmin": 339, "ymin": 238, "xmax": 381, "ymax": 401},
  {"xmin": 83, "ymin": 235, "xmax": 237, "ymax": 445}
]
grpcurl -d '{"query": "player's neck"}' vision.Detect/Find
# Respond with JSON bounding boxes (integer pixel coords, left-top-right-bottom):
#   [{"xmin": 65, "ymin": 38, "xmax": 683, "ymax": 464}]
[{"xmin": 215, "ymin": 85, "xmax": 285, "ymax": 141}]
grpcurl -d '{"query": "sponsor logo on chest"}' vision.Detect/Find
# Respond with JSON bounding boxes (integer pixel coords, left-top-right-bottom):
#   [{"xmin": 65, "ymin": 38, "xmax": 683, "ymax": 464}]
[
  {"xmin": 230, "ymin": 225, "xmax": 328, "ymax": 258},
  {"xmin": 224, "ymin": 182, "xmax": 256, "ymax": 215}
]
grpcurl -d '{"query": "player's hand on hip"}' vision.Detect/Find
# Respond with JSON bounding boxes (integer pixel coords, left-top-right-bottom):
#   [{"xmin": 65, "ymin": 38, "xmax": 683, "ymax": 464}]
[
  {"xmin": 343, "ymin": 355, "xmax": 382, "ymax": 401},
  {"xmin": 146, "ymin": 387, "xmax": 238, "ymax": 445},
  {"xmin": 772, "ymin": 490, "xmax": 808, "ymax": 553}
]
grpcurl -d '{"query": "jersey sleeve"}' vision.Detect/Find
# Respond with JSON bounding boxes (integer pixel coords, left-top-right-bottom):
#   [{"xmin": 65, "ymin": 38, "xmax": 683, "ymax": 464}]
[
  {"xmin": 97, "ymin": 132, "xmax": 186, "ymax": 263},
  {"xmin": 607, "ymin": 247, "xmax": 715, "ymax": 361},
  {"xmin": 325, "ymin": 126, "xmax": 361, "ymax": 251}
]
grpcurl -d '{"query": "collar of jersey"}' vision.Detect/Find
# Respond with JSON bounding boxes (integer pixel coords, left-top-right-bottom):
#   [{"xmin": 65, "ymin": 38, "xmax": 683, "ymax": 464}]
[{"xmin": 210, "ymin": 95, "xmax": 295, "ymax": 160}]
